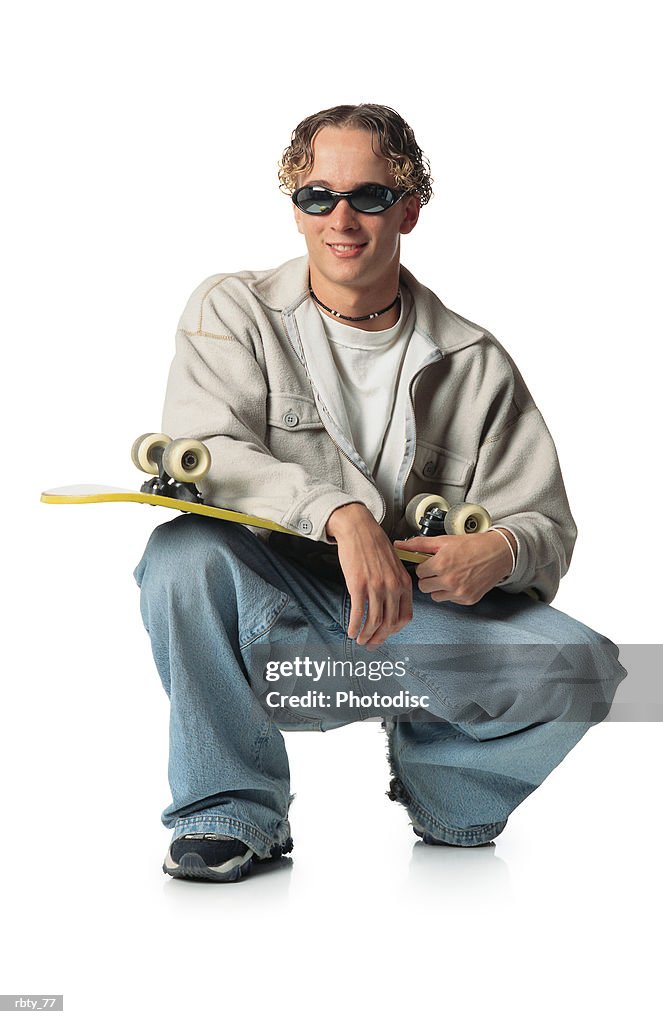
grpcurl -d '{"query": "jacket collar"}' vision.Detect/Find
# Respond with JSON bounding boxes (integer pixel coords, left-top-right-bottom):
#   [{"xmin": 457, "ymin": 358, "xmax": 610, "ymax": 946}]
[{"xmin": 245, "ymin": 254, "xmax": 487, "ymax": 355}]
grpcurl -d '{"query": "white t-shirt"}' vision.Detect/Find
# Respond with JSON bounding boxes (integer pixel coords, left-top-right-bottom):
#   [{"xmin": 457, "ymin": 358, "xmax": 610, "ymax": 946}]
[
  {"xmin": 315, "ymin": 289, "xmax": 434, "ymax": 506},
  {"xmin": 322, "ymin": 294, "xmax": 413, "ymax": 466}
]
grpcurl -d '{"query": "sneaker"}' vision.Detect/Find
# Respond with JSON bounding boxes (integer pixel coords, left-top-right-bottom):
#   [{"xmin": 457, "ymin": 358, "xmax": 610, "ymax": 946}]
[{"xmin": 163, "ymin": 832, "xmax": 294, "ymax": 882}]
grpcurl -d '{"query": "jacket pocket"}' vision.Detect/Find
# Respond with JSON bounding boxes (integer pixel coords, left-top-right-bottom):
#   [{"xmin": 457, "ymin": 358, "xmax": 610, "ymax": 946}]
[
  {"xmin": 399, "ymin": 440, "xmax": 475, "ymax": 534},
  {"xmin": 266, "ymin": 392, "xmax": 344, "ymax": 486},
  {"xmin": 411, "ymin": 439, "xmax": 474, "ymax": 489},
  {"xmin": 267, "ymin": 392, "xmax": 324, "ymax": 431}
]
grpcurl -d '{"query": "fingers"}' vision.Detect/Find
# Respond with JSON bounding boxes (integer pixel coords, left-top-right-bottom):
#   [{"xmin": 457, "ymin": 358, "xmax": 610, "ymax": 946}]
[
  {"xmin": 425, "ymin": 581, "xmax": 486, "ymax": 605},
  {"xmin": 347, "ymin": 586, "xmax": 368, "ymax": 641},
  {"xmin": 334, "ymin": 516, "xmax": 414, "ymax": 647},
  {"xmin": 349, "ymin": 572, "xmax": 413, "ymax": 649},
  {"xmin": 361, "ymin": 582, "xmax": 413, "ymax": 650},
  {"xmin": 394, "ymin": 536, "xmax": 441, "ymax": 555},
  {"xmin": 356, "ymin": 593, "xmax": 385, "ymax": 648},
  {"xmin": 417, "ymin": 572, "xmax": 446, "ymax": 592},
  {"xmin": 417, "ymin": 571, "xmax": 471, "ymax": 603}
]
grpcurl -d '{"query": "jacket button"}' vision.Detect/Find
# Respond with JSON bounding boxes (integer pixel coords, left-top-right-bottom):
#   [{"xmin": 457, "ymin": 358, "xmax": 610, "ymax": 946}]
[
  {"xmin": 423, "ymin": 460, "xmax": 436, "ymax": 478},
  {"xmin": 297, "ymin": 518, "xmax": 313, "ymax": 534},
  {"xmin": 283, "ymin": 411, "xmax": 299, "ymax": 427}
]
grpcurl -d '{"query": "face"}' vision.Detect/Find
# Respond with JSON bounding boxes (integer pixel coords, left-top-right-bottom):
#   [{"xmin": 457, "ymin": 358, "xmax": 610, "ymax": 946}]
[{"xmin": 293, "ymin": 126, "xmax": 420, "ymax": 299}]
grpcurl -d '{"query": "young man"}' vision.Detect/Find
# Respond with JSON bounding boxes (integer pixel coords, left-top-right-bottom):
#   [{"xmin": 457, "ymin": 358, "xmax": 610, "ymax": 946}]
[{"xmin": 134, "ymin": 104, "xmax": 625, "ymax": 882}]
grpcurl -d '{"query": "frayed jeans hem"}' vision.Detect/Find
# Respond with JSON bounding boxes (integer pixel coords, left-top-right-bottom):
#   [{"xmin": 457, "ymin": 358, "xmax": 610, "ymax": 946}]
[
  {"xmin": 406, "ymin": 801, "xmax": 508, "ymax": 846},
  {"xmin": 388, "ymin": 778, "xmax": 507, "ymax": 846},
  {"xmin": 169, "ymin": 814, "xmax": 291, "ymax": 859}
]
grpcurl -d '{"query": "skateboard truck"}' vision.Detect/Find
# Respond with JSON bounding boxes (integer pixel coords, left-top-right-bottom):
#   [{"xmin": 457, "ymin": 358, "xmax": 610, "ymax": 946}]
[
  {"xmin": 404, "ymin": 493, "xmax": 492, "ymax": 536},
  {"xmin": 418, "ymin": 504, "xmax": 447, "ymax": 537},
  {"xmin": 132, "ymin": 433, "xmax": 211, "ymax": 504},
  {"xmin": 140, "ymin": 474, "xmax": 203, "ymax": 504}
]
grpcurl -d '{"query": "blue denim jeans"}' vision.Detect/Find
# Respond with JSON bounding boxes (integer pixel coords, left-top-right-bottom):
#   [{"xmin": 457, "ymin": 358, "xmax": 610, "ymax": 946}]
[{"xmin": 133, "ymin": 516, "xmax": 626, "ymax": 851}]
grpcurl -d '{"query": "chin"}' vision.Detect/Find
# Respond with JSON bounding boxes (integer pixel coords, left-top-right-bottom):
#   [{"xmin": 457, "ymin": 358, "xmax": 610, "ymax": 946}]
[{"xmin": 319, "ymin": 258, "xmax": 373, "ymax": 285}]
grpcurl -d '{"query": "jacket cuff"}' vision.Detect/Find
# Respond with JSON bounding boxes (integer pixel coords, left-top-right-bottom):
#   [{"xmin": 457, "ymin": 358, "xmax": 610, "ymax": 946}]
[
  {"xmin": 492, "ymin": 522, "xmax": 532, "ymax": 589},
  {"xmin": 282, "ymin": 488, "xmax": 383, "ymax": 543},
  {"xmin": 489, "ymin": 519, "xmax": 563, "ymax": 603},
  {"xmin": 489, "ymin": 526, "xmax": 518, "ymax": 580}
]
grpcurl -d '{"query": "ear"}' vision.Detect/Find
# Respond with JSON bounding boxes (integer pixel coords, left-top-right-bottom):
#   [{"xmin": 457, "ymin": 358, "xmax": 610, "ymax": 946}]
[{"xmin": 399, "ymin": 193, "xmax": 421, "ymax": 236}]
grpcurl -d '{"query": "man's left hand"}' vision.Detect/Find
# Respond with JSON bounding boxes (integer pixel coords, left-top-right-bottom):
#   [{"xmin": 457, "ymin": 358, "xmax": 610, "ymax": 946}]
[{"xmin": 394, "ymin": 530, "xmax": 514, "ymax": 605}]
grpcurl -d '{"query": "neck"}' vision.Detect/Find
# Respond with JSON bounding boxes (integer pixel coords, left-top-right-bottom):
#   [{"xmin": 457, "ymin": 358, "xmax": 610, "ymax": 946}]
[{"xmin": 309, "ymin": 269, "xmax": 402, "ymax": 332}]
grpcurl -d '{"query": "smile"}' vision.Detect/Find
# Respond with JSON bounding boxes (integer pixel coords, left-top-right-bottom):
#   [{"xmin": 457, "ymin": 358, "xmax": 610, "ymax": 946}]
[{"xmin": 326, "ymin": 243, "xmax": 368, "ymax": 256}]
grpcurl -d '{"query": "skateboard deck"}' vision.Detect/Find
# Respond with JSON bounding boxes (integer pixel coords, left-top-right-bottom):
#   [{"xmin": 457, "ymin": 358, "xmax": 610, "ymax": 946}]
[{"xmin": 40, "ymin": 484, "xmax": 430, "ymax": 564}]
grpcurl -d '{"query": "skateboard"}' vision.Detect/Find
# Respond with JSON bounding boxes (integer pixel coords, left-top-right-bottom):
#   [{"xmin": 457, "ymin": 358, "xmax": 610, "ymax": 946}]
[{"xmin": 41, "ymin": 433, "xmax": 492, "ymax": 565}]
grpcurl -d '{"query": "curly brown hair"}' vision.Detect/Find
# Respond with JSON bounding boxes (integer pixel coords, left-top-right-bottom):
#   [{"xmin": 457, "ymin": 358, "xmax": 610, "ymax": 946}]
[{"xmin": 278, "ymin": 103, "xmax": 433, "ymax": 206}]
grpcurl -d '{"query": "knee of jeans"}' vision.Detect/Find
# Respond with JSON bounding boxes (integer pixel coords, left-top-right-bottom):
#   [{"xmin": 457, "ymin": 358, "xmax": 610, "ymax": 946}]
[
  {"xmin": 574, "ymin": 623, "xmax": 626, "ymax": 708},
  {"xmin": 533, "ymin": 632, "xmax": 627, "ymax": 726},
  {"xmin": 453, "ymin": 632, "xmax": 627, "ymax": 735},
  {"xmin": 504, "ymin": 601, "xmax": 626, "ymax": 720},
  {"xmin": 133, "ymin": 516, "xmax": 247, "ymax": 596}
]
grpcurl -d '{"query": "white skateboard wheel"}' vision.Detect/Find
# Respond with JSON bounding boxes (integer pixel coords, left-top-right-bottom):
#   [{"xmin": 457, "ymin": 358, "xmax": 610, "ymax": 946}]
[
  {"xmin": 131, "ymin": 432, "xmax": 172, "ymax": 474},
  {"xmin": 405, "ymin": 493, "xmax": 450, "ymax": 532},
  {"xmin": 162, "ymin": 438, "xmax": 212, "ymax": 483},
  {"xmin": 444, "ymin": 502, "xmax": 492, "ymax": 535}
]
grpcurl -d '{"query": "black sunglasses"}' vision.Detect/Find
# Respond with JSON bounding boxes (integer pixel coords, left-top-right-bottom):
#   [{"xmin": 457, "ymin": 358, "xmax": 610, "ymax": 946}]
[{"xmin": 292, "ymin": 183, "xmax": 408, "ymax": 215}]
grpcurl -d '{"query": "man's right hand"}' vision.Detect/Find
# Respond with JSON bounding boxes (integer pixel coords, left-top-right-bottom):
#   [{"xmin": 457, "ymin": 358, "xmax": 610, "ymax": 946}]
[{"xmin": 325, "ymin": 503, "xmax": 413, "ymax": 650}]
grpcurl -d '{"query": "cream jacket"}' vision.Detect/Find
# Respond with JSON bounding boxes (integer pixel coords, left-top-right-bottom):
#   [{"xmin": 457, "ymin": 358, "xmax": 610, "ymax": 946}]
[{"xmin": 162, "ymin": 255, "xmax": 577, "ymax": 602}]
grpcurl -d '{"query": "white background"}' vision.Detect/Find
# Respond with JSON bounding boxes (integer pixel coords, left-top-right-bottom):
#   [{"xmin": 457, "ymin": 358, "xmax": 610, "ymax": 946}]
[{"xmin": 1, "ymin": 2, "xmax": 661, "ymax": 1022}]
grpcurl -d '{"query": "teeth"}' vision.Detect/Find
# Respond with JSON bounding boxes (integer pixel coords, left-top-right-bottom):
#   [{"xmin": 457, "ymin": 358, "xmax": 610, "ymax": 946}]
[{"xmin": 331, "ymin": 244, "xmax": 361, "ymax": 250}]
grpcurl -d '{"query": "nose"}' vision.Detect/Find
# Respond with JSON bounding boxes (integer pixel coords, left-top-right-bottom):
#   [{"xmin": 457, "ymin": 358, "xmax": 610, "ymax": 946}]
[{"xmin": 329, "ymin": 197, "xmax": 360, "ymax": 232}]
